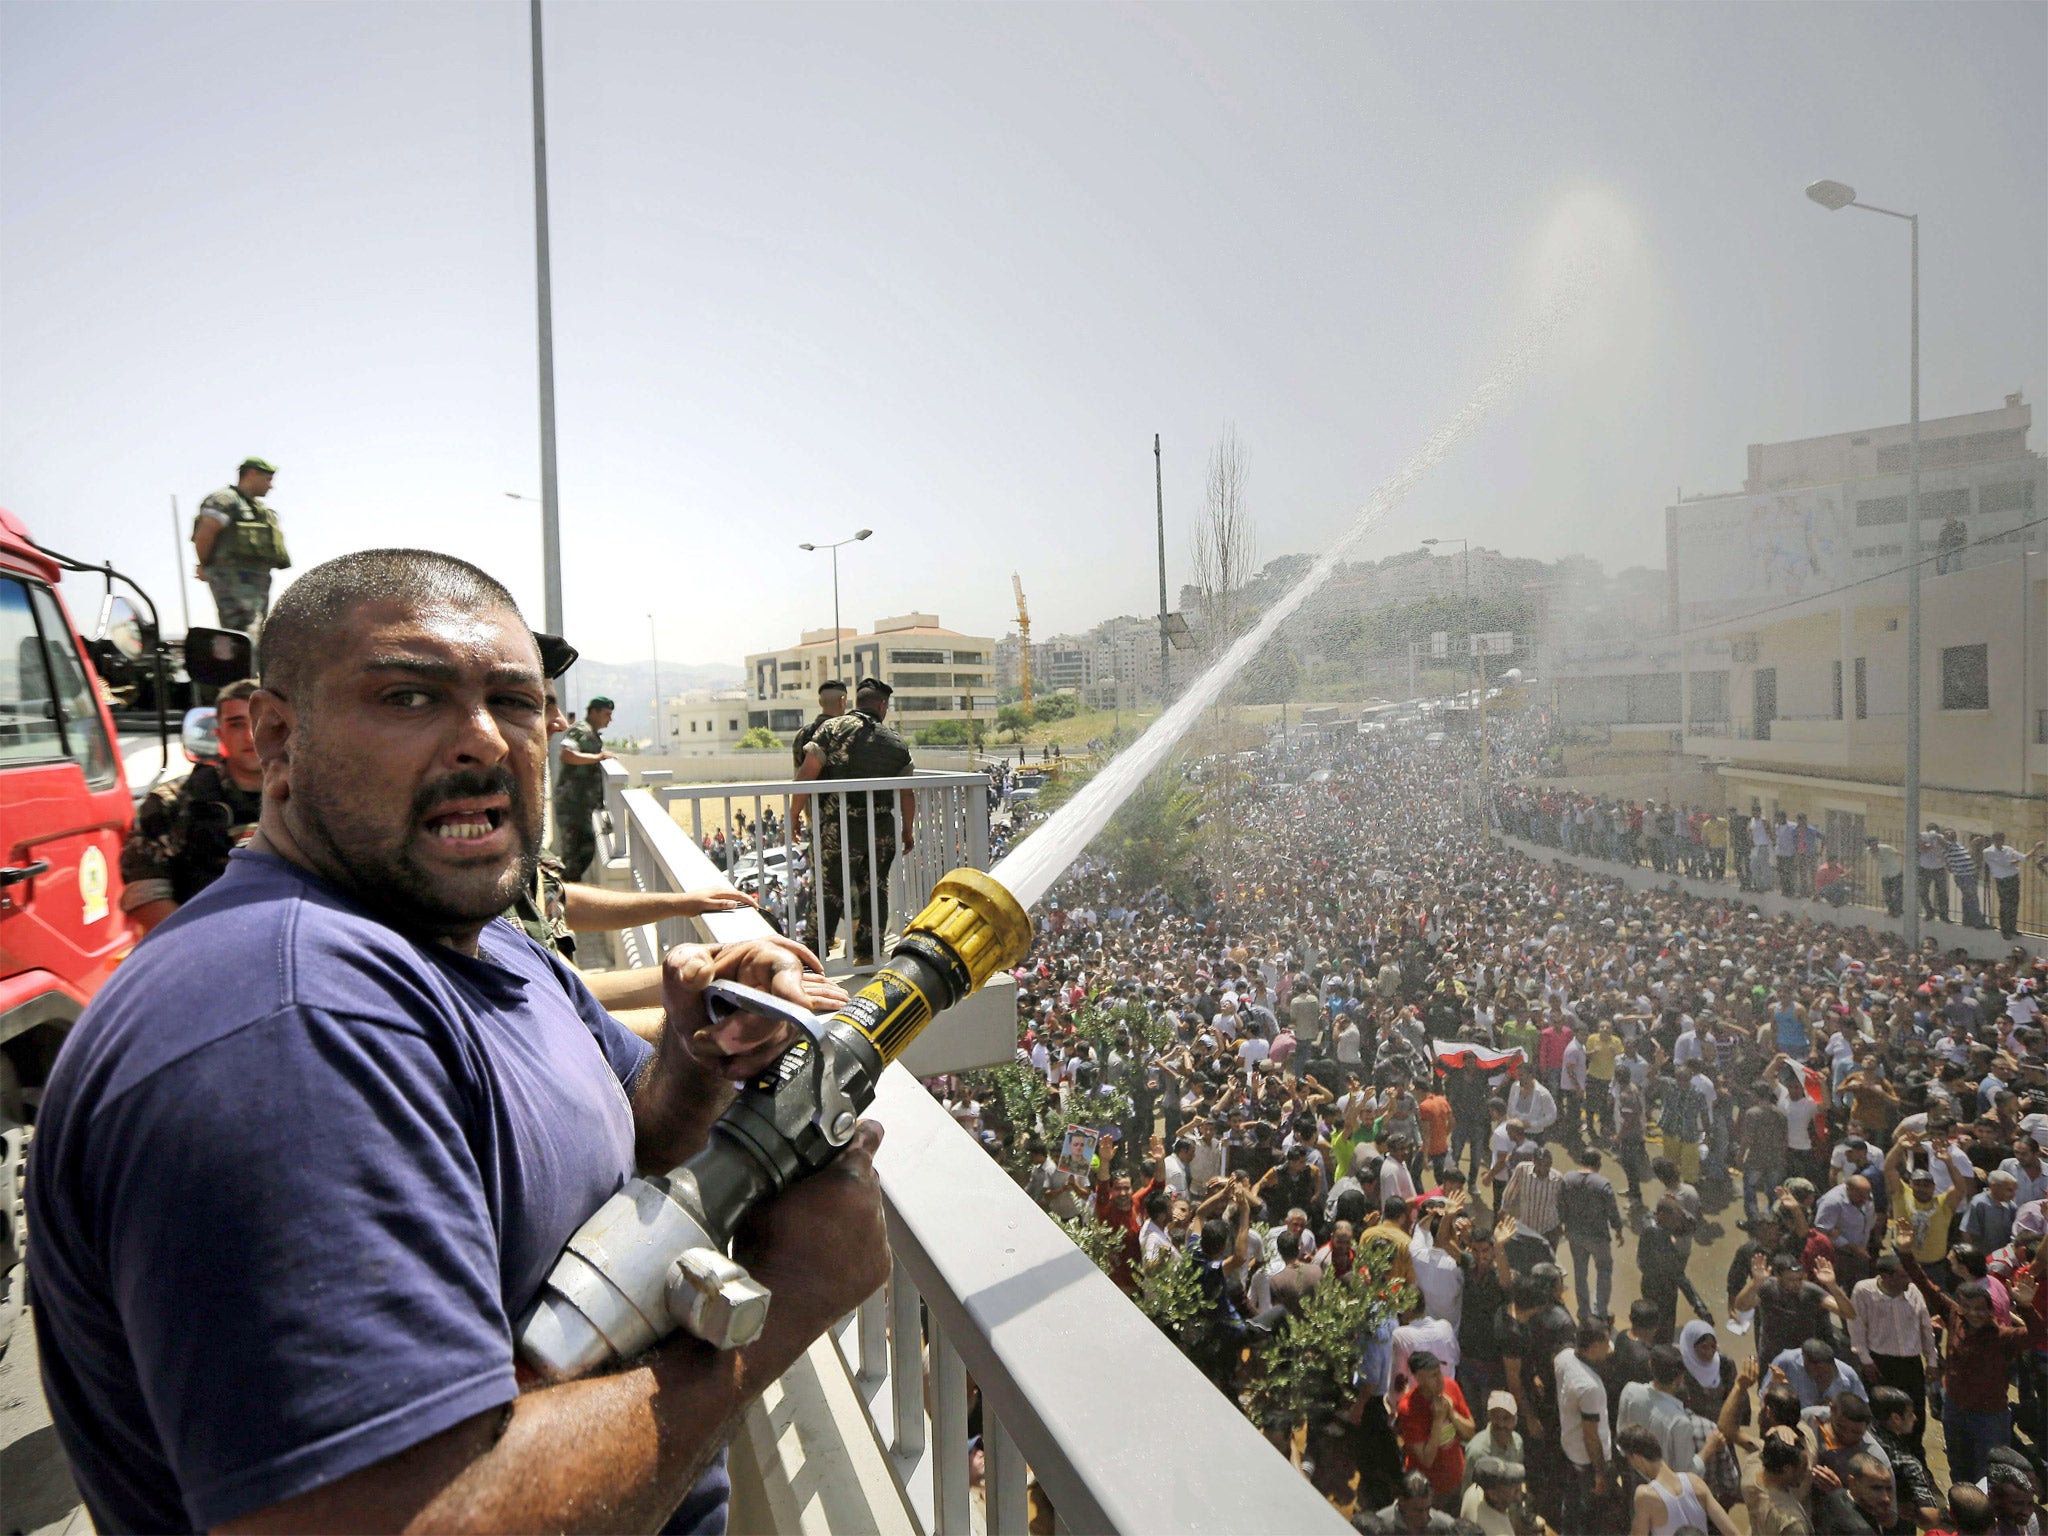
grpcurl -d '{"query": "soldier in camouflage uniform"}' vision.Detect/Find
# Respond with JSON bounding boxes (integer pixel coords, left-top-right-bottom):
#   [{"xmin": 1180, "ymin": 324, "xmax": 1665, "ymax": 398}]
[
  {"xmin": 192, "ymin": 458, "xmax": 290, "ymax": 644},
  {"xmin": 795, "ymin": 678, "xmax": 913, "ymax": 965},
  {"xmin": 791, "ymin": 678, "xmax": 847, "ymax": 775},
  {"xmin": 119, "ymin": 679, "xmax": 264, "ymax": 934},
  {"xmin": 506, "ymin": 633, "xmax": 581, "ymax": 955},
  {"xmin": 553, "ymin": 695, "xmax": 614, "ymax": 883}
]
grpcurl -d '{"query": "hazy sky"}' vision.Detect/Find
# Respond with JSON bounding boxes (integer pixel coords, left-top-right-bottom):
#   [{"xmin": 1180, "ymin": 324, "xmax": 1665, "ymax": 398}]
[{"xmin": 4, "ymin": 2, "xmax": 2042, "ymax": 671}]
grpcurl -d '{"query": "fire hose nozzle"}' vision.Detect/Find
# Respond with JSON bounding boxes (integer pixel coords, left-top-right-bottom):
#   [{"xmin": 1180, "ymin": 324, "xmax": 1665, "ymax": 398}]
[
  {"xmin": 901, "ymin": 868, "xmax": 1034, "ymax": 998},
  {"xmin": 514, "ymin": 867, "xmax": 1032, "ymax": 1377}
]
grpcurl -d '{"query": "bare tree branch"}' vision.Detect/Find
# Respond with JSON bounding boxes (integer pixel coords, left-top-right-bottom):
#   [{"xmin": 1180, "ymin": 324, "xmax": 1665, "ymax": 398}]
[{"xmin": 1188, "ymin": 424, "xmax": 1257, "ymax": 668}]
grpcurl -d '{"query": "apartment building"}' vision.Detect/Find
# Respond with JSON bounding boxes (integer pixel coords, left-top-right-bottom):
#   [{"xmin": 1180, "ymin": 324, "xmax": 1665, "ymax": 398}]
[
  {"xmin": 663, "ymin": 687, "xmax": 755, "ymax": 756},
  {"xmin": 744, "ymin": 614, "xmax": 998, "ymax": 732}
]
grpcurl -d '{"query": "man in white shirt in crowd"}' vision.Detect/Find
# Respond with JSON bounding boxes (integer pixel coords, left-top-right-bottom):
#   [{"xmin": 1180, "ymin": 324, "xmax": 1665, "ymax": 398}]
[
  {"xmin": 1187, "ymin": 1121, "xmax": 1227, "ymax": 1188},
  {"xmin": 1981, "ymin": 831, "xmax": 2027, "ymax": 940},
  {"xmin": 1162, "ymin": 1137, "xmax": 1197, "ymax": 1198},
  {"xmin": 1781, "ymin": 1077, "xmax": 1821, "ymax": 1184},
  {"xmin": 2000, "ymin": 1136, "xmax": 2048, "ymax": 1207},
  {"xmin": 1333, "ymin": 1010, "xmax": 1363, "ymax": 1067},
  {"xmin": 1555, "ymin": 1318, "xmax": 1616, "ymax": 1535},
  {"xmin": 1390, "ymin": 1290, "xmax": 1462, "ymax": 1399},
  {"xmin": 1508, "ymin": 1072, "xmax": 1558, "ymax": 1139}
]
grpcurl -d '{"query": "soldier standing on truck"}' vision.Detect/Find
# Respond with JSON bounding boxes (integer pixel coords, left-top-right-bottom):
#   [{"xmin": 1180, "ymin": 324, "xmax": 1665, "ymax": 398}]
[
  {"xmin": 553, "ymin": 695, "xmax": 614, "ymax": 882},
  {"xmin": 118, "ymin": 678, "xmax": 264, "ymax": 935},
  {"xmin": 192, "ymin": 457, "xmax": 291, "ymax": 644},
  {"xmin": 795, "ymin": 677, "xmax": 914, "ymax": 965}
]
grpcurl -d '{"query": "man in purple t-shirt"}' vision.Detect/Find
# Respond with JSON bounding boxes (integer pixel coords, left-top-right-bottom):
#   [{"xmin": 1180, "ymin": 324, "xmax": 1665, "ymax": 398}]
[{"xmin": 29, "ymin": 550, "xmax": 885, "ymax": 1534}]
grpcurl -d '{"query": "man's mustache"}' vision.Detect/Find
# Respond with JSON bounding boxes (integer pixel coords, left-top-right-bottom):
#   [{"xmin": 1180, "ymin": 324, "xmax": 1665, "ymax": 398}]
[{"xmin": 412, "ymin": 767, "xmax": 525, "ymax": 823}]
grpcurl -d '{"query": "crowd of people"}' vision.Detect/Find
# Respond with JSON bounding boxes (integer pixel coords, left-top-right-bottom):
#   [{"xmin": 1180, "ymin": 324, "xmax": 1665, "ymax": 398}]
[
  {"xmin": 930, "ymin": 711, "xmax": 2047, "ymax": 1535},
  {"xmin": 1495, "ymin": 787, "xmax": 2045, "ymax": 942}
]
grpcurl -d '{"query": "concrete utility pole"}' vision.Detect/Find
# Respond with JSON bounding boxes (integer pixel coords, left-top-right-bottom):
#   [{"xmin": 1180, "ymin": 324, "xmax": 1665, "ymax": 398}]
[
  {"xmin": 530, "ymin": 0, "xmax": 564, "ymax": 636},
  {"xmin": 1807, "ymin": 178, "xmax": 1921, "ymax": 952},
  {"xmin": 1155, "ymin": 434, "xmax": 1170, "ymax": 704},
  {"xmin": 169, "ymin": 495, "xmax": 191, "ymax": 630},
  {"xmin": 648, "ymin": 613, "xmax": 662, "ymax": 750}
]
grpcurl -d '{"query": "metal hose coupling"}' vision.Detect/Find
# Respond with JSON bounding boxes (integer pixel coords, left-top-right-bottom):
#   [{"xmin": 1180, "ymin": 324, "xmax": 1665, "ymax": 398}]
[{"xmin": 514, "ymin": 868, "xmax": 1031, "ymax": 1380}]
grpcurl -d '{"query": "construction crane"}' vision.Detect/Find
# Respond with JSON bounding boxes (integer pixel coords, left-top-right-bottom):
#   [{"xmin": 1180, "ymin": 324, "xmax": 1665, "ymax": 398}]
[{"xmin": 1011, "ymin": 572, "xmax": 1032, "ymax": 713}]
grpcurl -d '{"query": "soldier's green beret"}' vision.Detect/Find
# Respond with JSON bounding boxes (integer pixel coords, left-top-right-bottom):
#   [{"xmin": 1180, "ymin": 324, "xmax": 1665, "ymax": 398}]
[
  {"xmin": 239, "ymin": 456, "xmax": 278, "ymax": 474},
  {"xmin": 587, "ymin": 695, "xmax": 615, "ymax": 710},
  {"xmin": 857, "ymin": 677, "xmax": 893, "ymax": 698}
]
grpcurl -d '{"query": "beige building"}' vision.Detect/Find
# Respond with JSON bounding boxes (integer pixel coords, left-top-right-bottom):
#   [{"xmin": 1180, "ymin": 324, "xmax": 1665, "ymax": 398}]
[
  {"xmin": 663, "ymin": 687, "xmax": 754, "ymax": 756},
  {"xmin": 1680, "ymin": 547, "xmax": 2048, "ymax": 855},
  {"xmin": 1540, "ymin": 397, "xmax": 2048, "ymax": 879},
  {"xmin": 744, "ymin": 614, "xmax": 998, "ymax": 735}
]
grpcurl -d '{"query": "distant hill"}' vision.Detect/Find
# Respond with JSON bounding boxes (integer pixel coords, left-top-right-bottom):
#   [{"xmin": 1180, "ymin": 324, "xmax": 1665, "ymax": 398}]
[{"xmin": 561, "ymin": 658, "xmax": 742, "ymax": 740}]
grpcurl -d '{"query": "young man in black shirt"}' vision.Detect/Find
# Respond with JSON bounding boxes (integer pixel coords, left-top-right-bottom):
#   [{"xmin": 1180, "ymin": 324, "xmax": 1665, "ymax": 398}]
[{"xmin": 1455, "ymin": 1222, "xmax": 1510, "ymax": 1413}]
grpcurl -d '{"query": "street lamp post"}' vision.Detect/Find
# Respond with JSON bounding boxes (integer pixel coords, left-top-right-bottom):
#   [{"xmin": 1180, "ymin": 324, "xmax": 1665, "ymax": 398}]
[
  {"xmin": 528, "ymin": 0, "xmax": 563, "ymax": 636},
  {"xmin": 1423, "ymin": 536, "xmax": 1489, "ymax": 820},
  {"xmin": 1807, "ymin": 178, "xmax": 1921, "ymax": 954},
  {"xmin": 649, "ymin": 612, "xmax": 662, "ymax": 752},
  {"xmin": 797, "ymin": 530, "xmax": 874, "ymax": 687}
]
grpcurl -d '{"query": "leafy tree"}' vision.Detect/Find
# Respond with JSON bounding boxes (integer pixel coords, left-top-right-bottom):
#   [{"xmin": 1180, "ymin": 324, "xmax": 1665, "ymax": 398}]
[
  {"xmin": 1243, "ymin": 1247, "xmax": 1415, "ymax": 1440},
  {"xmin": 1033, "ymin": 691, "xmax": 1079, "ymax": 722},
  {"xmin": 1132, "ymin": 1247, "xmax": 1207, "ymax": 1336},
  {"xmin": 1096, "ymin": 766, "xmax": 1204, "ymax": 899},
  {"xmin": 736, "ymin": 726, "xmax": 781, "ymax": 750},
  {"xmin": 913, "ymin": 719, "xmax": 972, "ymax": 746},
  {"xmin": 996, "ymin": 702, "xmax": 1035, "ymax": 740},
  {"xmin": 1059, "ymin": 1214, "xmax": 1127, "ymax": 1278}
]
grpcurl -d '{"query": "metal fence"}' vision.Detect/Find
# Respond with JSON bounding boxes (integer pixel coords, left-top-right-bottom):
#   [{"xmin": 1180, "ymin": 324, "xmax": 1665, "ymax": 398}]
[
  {"xmin": 1494, "ymin": 791, "xmax": 2046, "ymax": 941},
  {"xmin": 593, "ymin": 763, "xmax": 1346, "ymax": 1535},
  {"xmin": 620, "ymin": 768, "xmax": 992, "ymax": 978}
]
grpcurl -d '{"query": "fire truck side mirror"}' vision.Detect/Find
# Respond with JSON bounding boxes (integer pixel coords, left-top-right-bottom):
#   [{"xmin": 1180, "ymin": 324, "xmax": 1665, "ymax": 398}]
[
  {"xmin": 183, "ymin": 627, "xmax": 254, "ymax": 687},
  {"xmin": 181, "ymin": 707, "xmax": 221, "ymax": 765}
]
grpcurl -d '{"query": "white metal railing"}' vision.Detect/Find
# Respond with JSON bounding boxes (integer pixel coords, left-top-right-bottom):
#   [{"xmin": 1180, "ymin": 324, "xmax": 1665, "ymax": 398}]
[
  {"xmin": 593, "ymin": 763, "xmax": 1347, "ymax": 1535},
  {"xmin": 652, "ymin": 768, "xmax": 992, "ymax": 978}
]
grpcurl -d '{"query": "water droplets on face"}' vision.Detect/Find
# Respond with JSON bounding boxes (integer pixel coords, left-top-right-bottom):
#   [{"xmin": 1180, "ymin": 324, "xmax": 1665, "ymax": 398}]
[{"xmin": 987, "ymin": 245, "xmax": 1607, "ymax": 914}]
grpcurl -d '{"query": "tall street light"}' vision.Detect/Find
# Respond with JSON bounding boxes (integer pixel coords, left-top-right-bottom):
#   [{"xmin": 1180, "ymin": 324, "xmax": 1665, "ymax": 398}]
[
  {"xmin": 1807, "ymin": 177, "xmax": 1921, "ymax": 953},
  {"xmin": 797, "ymin": 529, "xmax": 874, "ymax": 687},
  {"xmin": 528, "ymin": 0, "xmax": 563, "ymax": 636},
  {"xmin": 648, "ymin": 612, "xmax": 662, "ymax": 752},
  {"xmin": 509, "ymin": 491, "xmax": 574, "ymax": 703},
  {"xmin": 1423, "ymin": 536, "xmax": 1488, "ymax": 812}
]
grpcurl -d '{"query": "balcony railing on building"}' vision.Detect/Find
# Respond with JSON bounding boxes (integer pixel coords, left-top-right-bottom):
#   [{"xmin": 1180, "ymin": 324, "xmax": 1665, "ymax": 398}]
[{"xmin": 587, "ymin": 760, "xmax": 1344, "ymax": 1536}]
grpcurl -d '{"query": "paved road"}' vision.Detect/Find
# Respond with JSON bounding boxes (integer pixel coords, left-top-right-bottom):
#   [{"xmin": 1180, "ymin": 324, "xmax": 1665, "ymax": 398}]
[{"xmin": 1, "ymin": 1317, "xmax": 87, "ymax": 1536}]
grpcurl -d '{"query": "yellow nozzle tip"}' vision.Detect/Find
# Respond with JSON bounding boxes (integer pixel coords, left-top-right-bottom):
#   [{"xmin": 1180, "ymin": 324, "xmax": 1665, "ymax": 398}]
[{"xmin": 905, "ymin": 867, "xmax": 1033, "ymax": 991}]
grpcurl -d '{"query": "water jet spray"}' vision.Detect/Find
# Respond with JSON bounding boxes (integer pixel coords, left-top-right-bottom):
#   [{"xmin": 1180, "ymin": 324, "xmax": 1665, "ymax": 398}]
[{"xmin": 517, "ymin": 240, "xmax": 1603, "ymax": 1377}]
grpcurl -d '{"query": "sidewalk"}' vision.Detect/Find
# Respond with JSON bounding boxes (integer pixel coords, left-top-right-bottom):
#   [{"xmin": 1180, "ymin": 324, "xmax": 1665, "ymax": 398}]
[{"xmin": 1493, "ymin": 832, "xmax": 2045, "ymax": 964}]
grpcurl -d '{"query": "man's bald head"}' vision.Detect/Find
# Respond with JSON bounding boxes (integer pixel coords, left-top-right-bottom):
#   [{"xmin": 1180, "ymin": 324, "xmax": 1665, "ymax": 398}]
[{"xmin": 262, "ymin": 549, "xmax": 525, "ymax": 701}]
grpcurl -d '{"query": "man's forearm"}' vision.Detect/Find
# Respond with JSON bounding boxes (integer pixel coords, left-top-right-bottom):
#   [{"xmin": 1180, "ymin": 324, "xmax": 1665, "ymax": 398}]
[
  {"xmin": 584, "ymin": 967, "xmax": 664, "ymax": 1013},
  {"xmin": 227, "ymin": 1285, "xmax": 812, "ymax": 1534},
  {"xmin": 631, "ymin": 1038, "xmax": 736, "ymax": 1174},
  {"xmin": 565, "ymin": 885, "xmax": 716, "ymax": 934}
]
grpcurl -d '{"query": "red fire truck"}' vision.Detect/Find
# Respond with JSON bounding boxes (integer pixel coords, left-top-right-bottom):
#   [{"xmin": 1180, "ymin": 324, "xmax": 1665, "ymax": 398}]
[{"xmin": 0, "ymin": 506, "xmax": 247, "ymax": 1352}]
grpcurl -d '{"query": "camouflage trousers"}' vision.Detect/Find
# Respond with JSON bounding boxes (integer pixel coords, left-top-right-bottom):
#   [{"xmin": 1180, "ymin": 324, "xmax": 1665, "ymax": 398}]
[
  {"xmin": 810, "ymin": 823, "xmax": 896, "ymax": 967},
  {"xmin": 555, "ymin": 797, "xmax": 602, "ymax": 884},
  {"xmin": 202, "ymin": 565, "xmax": 272, "ymax": 643}
]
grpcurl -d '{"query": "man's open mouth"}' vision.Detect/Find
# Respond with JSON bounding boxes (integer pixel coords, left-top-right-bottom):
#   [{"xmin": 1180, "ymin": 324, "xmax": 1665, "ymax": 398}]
[{"xmin": 422, "ymin": 801, "xmax": 510, "ymax": 843}]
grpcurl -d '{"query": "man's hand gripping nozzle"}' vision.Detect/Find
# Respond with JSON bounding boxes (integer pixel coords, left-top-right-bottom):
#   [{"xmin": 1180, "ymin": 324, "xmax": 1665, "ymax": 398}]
[{"xmin": 514, "ymin": 869, "xmax": 1032, "ymax": 1378}]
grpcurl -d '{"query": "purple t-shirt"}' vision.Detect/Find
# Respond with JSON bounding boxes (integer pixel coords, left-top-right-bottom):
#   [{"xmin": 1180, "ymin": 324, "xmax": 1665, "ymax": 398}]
[{"xmin": 28, "ymin": 850, "xmax": 724, "ymax": 1531}]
